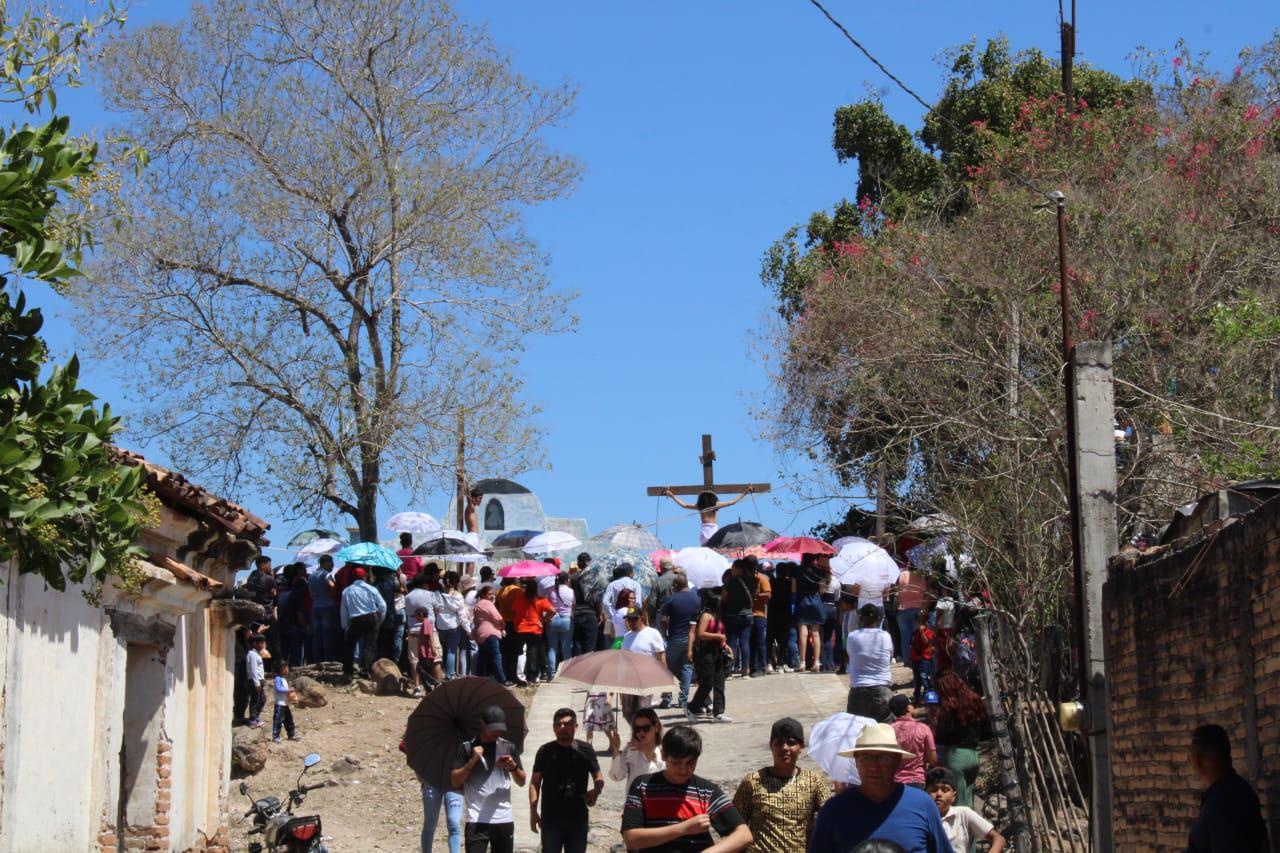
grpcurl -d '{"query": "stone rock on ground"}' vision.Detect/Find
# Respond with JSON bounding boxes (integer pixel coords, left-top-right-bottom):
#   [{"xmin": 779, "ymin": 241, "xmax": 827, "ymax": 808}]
[
  {"xmin": 232, "ymin": 726, "xmax": 268, "ymax": 775},
  {"xmin": 330, "ymin": 755, "xmax": 362, "ymax": 775},
  {"xmin": 292, "ymin": 675, "xmax": 328, "ymax": 708},
  {"xmin": 370, "ymin": 658, "xmax": 403, "ymax": 695}
]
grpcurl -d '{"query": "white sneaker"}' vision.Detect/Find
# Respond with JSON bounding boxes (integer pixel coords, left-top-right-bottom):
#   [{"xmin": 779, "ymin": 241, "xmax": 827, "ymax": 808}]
[
  {"xmin": 765, "ymin": 666, "xmax": 775, "ymax": 674},
  {"xmin": 714, "ymin": 713, "xmax": 733, "ymax": 722},
  {"xmin": 781, "ymin": 665, "xmax": 794, "ymax": 673}
]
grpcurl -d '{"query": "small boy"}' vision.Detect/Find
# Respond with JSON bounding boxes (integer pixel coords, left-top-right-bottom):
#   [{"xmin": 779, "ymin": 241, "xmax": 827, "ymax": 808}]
[
  {"xmin": 926, "ymin": 766, "xmax": 1006, "ymax": 853},
  {"xmin": 246, "ymin": 634, "xmax": 267, "ymax": 729},
  {"xmin": 910, "ymin": 611, "xmax": 935, "ymax": 704},
  {"xmin": 272, "ymin": 661, "xmax": 299, "ymax": 743},
  {"xmin": 583, "ymin": 691, "xmax": 614, "ymax": 748}
]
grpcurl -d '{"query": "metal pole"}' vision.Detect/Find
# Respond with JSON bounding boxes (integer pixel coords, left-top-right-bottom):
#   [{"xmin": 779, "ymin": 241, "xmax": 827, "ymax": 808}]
[{"xmin": 1053, "ymin": 192, "xmax": 1087, "ymax": 706}]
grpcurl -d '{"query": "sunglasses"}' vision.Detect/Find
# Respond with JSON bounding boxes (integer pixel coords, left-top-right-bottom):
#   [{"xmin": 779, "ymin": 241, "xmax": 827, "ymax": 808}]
[{"xmin": 632, "ymin": 724, "xmax": 654, "ymax": 734}]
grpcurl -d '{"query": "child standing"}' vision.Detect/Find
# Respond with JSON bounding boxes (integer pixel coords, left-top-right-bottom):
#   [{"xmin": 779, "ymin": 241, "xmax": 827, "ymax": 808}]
[
  {"xmin": 583, "ymin": 691, "xmax": 615, "ymax": 747},
  {"xmin": 272, "ymin": 661, "xmax": 299, "ymax": 742},
  {"xmin": 910, "ymin": 611, "xmax": 936, "ymax": 704},
  {"xmin": 246, "ymin": 634, "xmax": 267, "ymax": 729},
  {"xmin": 926, "ymin": 766, "xmax": 1006, "ymax": 853}
]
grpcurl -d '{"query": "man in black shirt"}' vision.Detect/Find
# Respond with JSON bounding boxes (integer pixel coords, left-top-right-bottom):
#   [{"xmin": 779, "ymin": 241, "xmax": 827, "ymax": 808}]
[
  {"xmin": 242, "ymin": 556, "xmax": 279, "ymax": 657},
  {"xmin": 1187, "ymin": 724, "xmax": 1268, "ymax": 852},
  {"xmin": 529, "ymin": 708, "xmax": 604, "ymax": 853}
]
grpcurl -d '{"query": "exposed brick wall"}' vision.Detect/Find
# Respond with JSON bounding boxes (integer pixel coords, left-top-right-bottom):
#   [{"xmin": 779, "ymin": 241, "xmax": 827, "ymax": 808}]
[{"xmin": 1104, "ymin": 494, "xmax": 1280, "ymax": 851}]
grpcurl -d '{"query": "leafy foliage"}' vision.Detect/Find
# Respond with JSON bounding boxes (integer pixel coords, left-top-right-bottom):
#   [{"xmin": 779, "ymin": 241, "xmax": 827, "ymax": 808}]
[
  {"xmin": 0, "ymin": 2, "xmax": 144, "ymax": 593},
  {"xmin": 762, "ymin": 36, "xmax": 1280, "ymax": 630}
]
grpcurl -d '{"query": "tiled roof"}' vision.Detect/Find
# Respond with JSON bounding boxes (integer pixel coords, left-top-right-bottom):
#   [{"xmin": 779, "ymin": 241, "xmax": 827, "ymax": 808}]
[{"xmin": 111, "ymin": 448, "xmax": 270, "ymax": 544}]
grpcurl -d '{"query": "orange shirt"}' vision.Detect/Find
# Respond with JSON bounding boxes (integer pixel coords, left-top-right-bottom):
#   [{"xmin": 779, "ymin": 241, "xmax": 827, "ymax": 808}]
[
  {"xmin": 496, "ymin": 584, "xmax": 523, "ymax": 622},
  {"xmin": 751, "ymin": 575, "xmax": 772, "ymax": 618},
  {"xmin": 514, "ymin": 596, "xmax": 554, "ymax": 635}
]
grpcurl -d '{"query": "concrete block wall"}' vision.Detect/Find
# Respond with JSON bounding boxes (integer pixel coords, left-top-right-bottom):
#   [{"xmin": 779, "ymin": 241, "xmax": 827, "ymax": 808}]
[{"xmin": 1103, "ymin": 496, "xmax": 1280, "ymax": 851}]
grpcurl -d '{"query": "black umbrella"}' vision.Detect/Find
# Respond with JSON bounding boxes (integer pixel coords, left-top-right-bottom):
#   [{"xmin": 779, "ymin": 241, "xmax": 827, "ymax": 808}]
[
  {"xmin": 402, "ymin": 677, "xmax": 528, "ymax": 789},
  {"xmin": 470, "ymin": 477, "xmax": 531, "ymax": 495},
  {"xmin": 704, "ymin": 521, "xmax": 779, "ymax": 550},
  {"xmin": 489, "ymin": 529, "xmax": 545, "ymax": 550},
  {"xmin": 413, "ymin": 536, "xmax": 490, "ymax": 558}
]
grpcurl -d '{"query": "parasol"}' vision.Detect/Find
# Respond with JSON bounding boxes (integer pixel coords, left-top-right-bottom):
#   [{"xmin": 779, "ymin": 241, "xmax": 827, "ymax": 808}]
[
  {"xmin": 672, "ymin": 546, "xmax": 731, "ymax": 589},
  {"xmin": 386, "ymin": 511, "xmax": 442, "ymax": 535},
  {"xmin": 489, "ymin": 529, "xmax": 546, "ymax": 550},
  {"xmin": 765, "ymin": 536, "xmax": 836, "ymax": 556},
  {"xmin": 402, "ymin": 676, "xmax": 527, "ymax": 789},
  {"xmin": 831, "ymin": 538, "xmax": 901, "ymax": 589},
  {"xmin": 704, "ymin": 522, "xmax": 778, "ymax": 550},
  {"xmin": 576, "ymin": 551, "xmax": 658, "ymax": 600},
  {"xmin": 498, "ymin": 560, "xmax": 560, "ymax": 579},
  {"xmin": 294, "ymin": 537, "xmax": 345, "ymax": 563},
  {"xmin": 556, "ymin": 649, "xmax": 676, "ymax": 694},
  {"xmin": 523, "ymin": 531, "xmax": 582, "ymax": 556},
  {"xmin": 287, "ymin": 528, "xmax": 346, "ymax": 548},
  {"xmin": 414, "ymin": 535, "xmax": 489, "ymax": 563},
  {"xmin": 335, "ymin": 541, "xmax": 402, "ymax": 571},
  {"xmin": 807, "ymin": 712, "xmax": 878, "ymax": 785},
  {"xmin": 591, "ymin": 524, "xmax": 664, "ymax": 553}
]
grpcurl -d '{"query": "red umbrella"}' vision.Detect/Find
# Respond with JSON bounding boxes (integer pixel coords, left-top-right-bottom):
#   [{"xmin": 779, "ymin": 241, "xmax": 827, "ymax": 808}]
[
  {"xmin": 765, "ymin": 536, "xmax": 836, "ymax": 556},
  {"xmin": 498, "ymin": 560, "xmax": 560, "ymax": 578}
]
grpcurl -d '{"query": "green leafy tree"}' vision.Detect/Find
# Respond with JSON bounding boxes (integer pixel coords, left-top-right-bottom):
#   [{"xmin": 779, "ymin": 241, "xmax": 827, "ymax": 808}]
[{"xmin": 0, "ymin": 2, "xmax": 146, "ymax": 594}]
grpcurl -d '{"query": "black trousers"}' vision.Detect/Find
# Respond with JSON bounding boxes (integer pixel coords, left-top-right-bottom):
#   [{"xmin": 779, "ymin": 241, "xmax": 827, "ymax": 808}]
[
  {"xmin": 519, "ymin": 631, "xmax": 546, "ymax": 682},
  {"xmin": 464, "ymin": 820, "xmax": 514, "ymax": 853},
  {"xmin": 501, "ymin": 624, "xmax": 520, "ymax": 679},
  {"xmin": 571, "ymin": 612, "xmax": 599, "ymax": 657},
  {"xmin": 343, "ymin": 612, "xmax": 381, "ymax": 677},
  {"xmin": 687, "ymin": 643, "xmax": 726, "ymax": 716}
]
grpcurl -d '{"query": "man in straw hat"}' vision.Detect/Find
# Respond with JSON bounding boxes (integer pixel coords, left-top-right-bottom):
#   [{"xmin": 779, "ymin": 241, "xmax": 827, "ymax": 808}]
[{"xmin": 808, "ymin": 723, "xmax": 952, "ymax": 852}]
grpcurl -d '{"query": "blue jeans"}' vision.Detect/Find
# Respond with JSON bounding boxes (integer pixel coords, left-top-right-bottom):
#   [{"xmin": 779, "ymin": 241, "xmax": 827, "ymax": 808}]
[
  {"xmin": 476, "ymin": 635, "xmax": 508, "ymax": 683},
  {"xmin": 310, "ymin": 607, "xmax": 341, "ymax": 662},
  {"xmin": 667, "ymin": 639, "xmax": 693, "ymax": 706},
  {"xmin": 421, "ymin": 781, "xmax": 463, "ymax": 853},
  {"xmin": 787, "ymin": 626, "xmax": 800, "ymax": 668},
  {"xmin": 438, "ymin": 627, "xmax": 462, "ymax": 678},
  {"xmin": 724, "ymin": 613, "xmax": 752, "ymax": 674},
  {"xmin": 381, "ymin": 610, "xmax": 407, "ymax": 664},
  {"xmin": 546, "ymin": 615, "xmax": 572, "ymax": 674},
  {"xmin": 897, "ymin": 608, "xmax": 920, "ymax": 664},
  {"xmin": 912, "ymin": 658, "xmax": 935, "ymax": 701},
  {"xmin": 749, "ymin": 615, "xmax": 768, "ymax": 673},
  {"xmin": 539, "ymin": 814, "xmax": 588, "ymax": 853}
]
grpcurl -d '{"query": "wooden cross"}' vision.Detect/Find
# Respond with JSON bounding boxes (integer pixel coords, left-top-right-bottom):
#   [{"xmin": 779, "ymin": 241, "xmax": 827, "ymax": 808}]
[{"xmin": 645, "ymin": 434, "xmax": 772, "ymax": 497}]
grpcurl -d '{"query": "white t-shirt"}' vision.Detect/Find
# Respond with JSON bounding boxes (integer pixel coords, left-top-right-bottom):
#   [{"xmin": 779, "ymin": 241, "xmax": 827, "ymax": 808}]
[
  {"xmin": 941, "ymin": 805, "xmax": 994, "ymax": 851},
  {"xmin": 621, "ymin": 626, "xmax": 666, "ymax": 659},
  {"xmin": 856, "ymin": 564, "xmax": 901, "ymax": 609},
  {"xmin": 846, "ymin": 628, "xmax": 893, "ymax": 688}
]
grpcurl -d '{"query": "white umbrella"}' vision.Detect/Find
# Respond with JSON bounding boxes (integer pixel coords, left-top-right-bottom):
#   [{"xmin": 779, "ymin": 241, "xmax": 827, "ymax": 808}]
[
  {"xmin": 386, "ymin": 511, "xmax": 442, "ymax": 535},
  {"xmin": 672, "ymin": 547, "xmax": 731, "ymax": 589},
  {"xmin": 294, "ymin": 537, "xmax": 345, "ymax": 563},
  {"xmin": 524, "ymin": 531, "xmax": 582, "ymax": 556},
  {"xmin": 807, "ymin": 712, "xmax": 879, "ymax": 785},
  {"xmin": 418, "ymin": 529, "xmax": 482, "ymax": 548},
  {"xmin": 832, "ymin": 538, "xmax": 901, "ymax": 586}
]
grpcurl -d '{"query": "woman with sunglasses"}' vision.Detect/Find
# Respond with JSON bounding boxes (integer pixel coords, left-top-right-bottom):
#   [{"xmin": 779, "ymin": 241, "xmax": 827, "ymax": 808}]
[{"xmin": 608, "ymin": 707, "xmax": 665, "ymax": 794}]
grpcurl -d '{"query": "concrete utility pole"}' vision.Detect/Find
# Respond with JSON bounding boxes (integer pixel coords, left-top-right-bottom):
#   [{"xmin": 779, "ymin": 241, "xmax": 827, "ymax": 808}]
[{"xmin": 1072, "ymin": 341, "xmax": 1117, "ymax": 852}]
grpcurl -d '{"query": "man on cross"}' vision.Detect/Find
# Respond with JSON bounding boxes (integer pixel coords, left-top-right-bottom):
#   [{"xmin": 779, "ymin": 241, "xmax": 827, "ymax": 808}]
[{"xmin": 663, "ymin": 488, "xmax": 754, "ymax": 546}]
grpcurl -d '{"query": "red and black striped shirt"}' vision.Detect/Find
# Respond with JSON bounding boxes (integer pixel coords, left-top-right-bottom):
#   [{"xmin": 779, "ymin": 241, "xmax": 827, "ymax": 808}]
[{"xmin": 621, "ymin": 771, "xmax": 745, "ymax": 852}]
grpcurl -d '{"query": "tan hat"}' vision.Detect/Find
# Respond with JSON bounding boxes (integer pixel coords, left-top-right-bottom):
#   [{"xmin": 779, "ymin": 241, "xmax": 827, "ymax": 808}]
[{"xmin": 837, "ymin": 723, "xmax": 915, "ymax": 758}]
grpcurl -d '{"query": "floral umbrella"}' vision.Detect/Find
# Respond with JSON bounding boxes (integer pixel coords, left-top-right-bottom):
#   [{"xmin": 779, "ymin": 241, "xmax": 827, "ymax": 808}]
[
  {"xmin": 576, "ymin": 549, "xmax": 657, "ymax": 600},
  {"xmin": 591, "ymin": 524, "xmax": 665, "ymax": 553},
  {"xmin": 287, "ymin": 528, "xmax": 346, "ymax": 548}
]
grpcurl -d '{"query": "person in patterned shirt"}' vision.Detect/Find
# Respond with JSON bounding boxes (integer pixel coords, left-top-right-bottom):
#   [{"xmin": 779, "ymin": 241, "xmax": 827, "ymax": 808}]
[
  {"xmin": 732, "ymin": 718, "xmax": 831, "ymax": 852},
  {"xmin": 621, "ymin": 725, "xmax": 753, "ymax": 852}
]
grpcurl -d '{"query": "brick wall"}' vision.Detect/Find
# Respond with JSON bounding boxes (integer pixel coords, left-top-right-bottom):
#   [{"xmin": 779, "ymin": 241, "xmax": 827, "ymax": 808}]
[{"xmin": 1104, "ymin": 494, "xmax": 1280, "ymax": 851}]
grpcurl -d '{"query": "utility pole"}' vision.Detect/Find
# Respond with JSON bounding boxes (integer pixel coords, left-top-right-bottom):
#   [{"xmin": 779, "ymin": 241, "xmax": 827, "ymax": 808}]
[
  {"xmin": 1072, "ymin": 341, "xmax": 1117, "ymax": 851},
  {"xmin": 455, "ymin": 410, "xmax": 466, "ymax": 531},
  {"xmin": 1060, "ymin": 0, "xmax": 1076, "ymax": 107}
]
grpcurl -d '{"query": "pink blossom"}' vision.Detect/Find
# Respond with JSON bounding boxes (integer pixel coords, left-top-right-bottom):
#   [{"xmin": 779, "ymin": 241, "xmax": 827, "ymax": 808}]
[
  {"xmin": 1173, "ymin": 56, "xmax": 1183, "ymax": 68},
  {"xmin": 1244, "ymin": 104, "xmax": 1262, "ymax": 122}
]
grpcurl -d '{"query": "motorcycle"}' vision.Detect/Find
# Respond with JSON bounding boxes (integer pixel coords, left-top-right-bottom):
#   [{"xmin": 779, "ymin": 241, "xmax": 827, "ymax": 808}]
[{"xmin": 239, "ymin": 752, "xmax": 328, "ymax": 852}]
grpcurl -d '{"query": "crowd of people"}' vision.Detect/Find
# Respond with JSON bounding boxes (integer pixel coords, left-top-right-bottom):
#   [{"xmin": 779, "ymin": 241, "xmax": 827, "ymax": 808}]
[{"xmin": 229, "ymin": 528, "xmax": 1269, "ymax": 853}]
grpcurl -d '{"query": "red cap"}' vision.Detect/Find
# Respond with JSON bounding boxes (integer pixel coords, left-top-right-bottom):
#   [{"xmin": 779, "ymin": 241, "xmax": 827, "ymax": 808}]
[
  {"xmin": 550, "ymin": 557, "xmax": 562, "ymax": 568},
  {"xmin": 353, "ymin": 567, "xmax": 367, "ymax": 580}
]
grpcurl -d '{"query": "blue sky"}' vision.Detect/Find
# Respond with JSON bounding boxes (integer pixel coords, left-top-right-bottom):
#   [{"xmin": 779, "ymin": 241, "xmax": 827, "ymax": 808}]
[{"xmin": 26, "ymin": 0, "xmax": 1275, "ymax": 554}]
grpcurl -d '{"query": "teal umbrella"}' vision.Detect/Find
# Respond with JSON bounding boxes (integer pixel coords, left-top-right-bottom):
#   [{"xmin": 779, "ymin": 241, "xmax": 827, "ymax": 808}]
[
  {"xmin": 288, "ymin": 528, "xmax": 346, "ymax": 548},
  {"xmin": 336, "ymin": 541, "xmax": 401, "ymax": 571}
]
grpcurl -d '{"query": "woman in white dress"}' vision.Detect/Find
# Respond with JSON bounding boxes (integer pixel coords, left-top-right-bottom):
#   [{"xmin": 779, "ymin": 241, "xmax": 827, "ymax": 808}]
[{"xmin": 608, "ymin": 707, "xmax": 665, "ymax": 794}]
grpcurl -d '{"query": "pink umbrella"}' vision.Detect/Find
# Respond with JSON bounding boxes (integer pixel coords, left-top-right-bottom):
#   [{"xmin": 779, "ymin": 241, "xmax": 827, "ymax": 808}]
[
  {"xmin": 765, "ymin": 536, "xmax": 837, "ymax": 556},
  {"xmin": 498, "ymin": 560, "xmax": 560, "ymax": 578},
  {"xmin": 715, "ymin": 544, "xmax": 801, "ymax": 563},
  {"xmin": 650, "ymin": 549, "xmax": 679, "ymax": 570}
]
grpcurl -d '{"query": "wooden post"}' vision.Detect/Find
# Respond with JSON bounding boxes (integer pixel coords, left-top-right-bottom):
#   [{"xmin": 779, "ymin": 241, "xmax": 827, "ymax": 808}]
[
  {"xmin": 455, "ymin": 410, "xmax": 466, "ymax": 531},
  {"xmin": 1071, "ymin": 341, "xmax": 1116, "ymax": 852}
]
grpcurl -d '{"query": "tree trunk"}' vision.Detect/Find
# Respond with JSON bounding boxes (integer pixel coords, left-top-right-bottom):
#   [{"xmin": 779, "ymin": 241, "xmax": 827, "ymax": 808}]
[{"xmin": 356, "ymin": 478, "xmax": 379, "ymax": 542}]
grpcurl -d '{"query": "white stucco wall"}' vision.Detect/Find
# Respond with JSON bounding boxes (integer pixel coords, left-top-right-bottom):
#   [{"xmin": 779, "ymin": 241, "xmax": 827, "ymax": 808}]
[{"xmin": 0, "ymin": 571, "xmax": 109, "ymax": 852}]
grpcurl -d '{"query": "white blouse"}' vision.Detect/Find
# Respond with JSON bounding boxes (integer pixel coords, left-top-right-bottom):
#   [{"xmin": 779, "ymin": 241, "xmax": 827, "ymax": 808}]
[{"xmin": 609, "ymin": 746, "xmax": 665, "ymax": 794}]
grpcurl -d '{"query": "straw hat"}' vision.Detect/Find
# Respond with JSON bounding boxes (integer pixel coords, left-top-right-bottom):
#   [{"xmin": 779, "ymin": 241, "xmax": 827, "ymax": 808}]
[{"xmin": 837, "ymin": 723, "xmax": 915, "ymax": 758}]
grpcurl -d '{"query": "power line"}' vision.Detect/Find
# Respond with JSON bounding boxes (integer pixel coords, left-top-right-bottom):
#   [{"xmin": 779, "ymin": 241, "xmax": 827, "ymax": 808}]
[{"xmin": 805, "ymin": 0, "xmax": 1055, "ymax": 202}]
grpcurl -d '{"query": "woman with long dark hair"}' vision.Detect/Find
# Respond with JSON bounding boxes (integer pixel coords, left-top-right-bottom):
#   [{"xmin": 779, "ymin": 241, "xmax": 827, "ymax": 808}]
[
  {"xmin": 686, "ymin": 588, "xmax": 731, "ymax": 721},
  {"xmin": 792, "ymin": 553, "xmax": 830, "ymax": 672},
  {"xmin": 608, "ymin": 707, "xmax": 665, "ymax": 794},
  {"xmin": 934, "ymin": 671, "xmax": 989, "ymax": 809}
]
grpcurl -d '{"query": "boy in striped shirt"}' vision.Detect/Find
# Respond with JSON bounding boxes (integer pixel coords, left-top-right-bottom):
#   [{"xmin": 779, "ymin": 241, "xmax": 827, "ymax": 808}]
[{"xmin": 621, "ymin": 725, "xmax": 752, "ymax": 852}]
